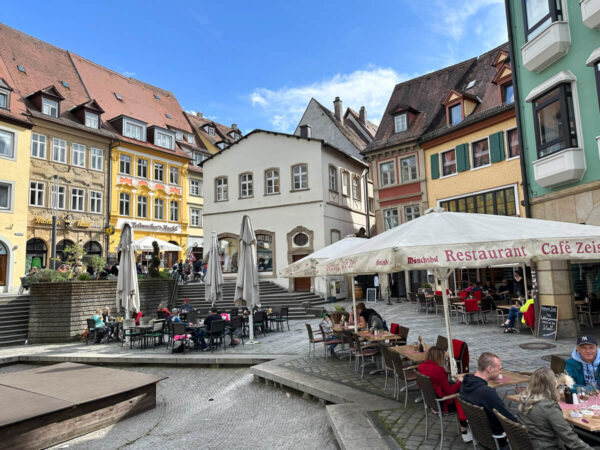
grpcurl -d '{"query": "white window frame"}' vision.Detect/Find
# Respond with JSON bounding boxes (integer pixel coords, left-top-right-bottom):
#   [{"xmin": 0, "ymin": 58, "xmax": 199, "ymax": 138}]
[
  {"xmin": 89, "ymin": 190, "xmax": 102, "ymax": 214},
  {"xmin": 0, "ymin": 91, "xmax": 8, "ymax": 110},
  {"xmin": 341, "ymin": 171, "xmax": 350, "ymax": 196},
  {"xmin": 186, "ymin": 134, "xmax": 194, "ymax": 144},
  {"xmin": 169, "ymin": 200, "xmax": 179, "ymax": 222},
  {"xmin": 71, "ymin": 143, "xmax": 86, "ymax": 168},
  {"xmin": 31, "ymin": 133, "xmax": 47, "ymax": 159},
  {"xmin": 292, "ymin": 164, "xmax": 308, "ymax": 191},
  {"xmin": 119, "ymin": 192, "xmax": 130, "ymax": 216},
  {"xmin": 190, "ymin": 179, "xmax": 202, "ymax": 196},
  {"xmin": 404, "ymin": 204, "xmax": 421, "ymax": 222},
  {"xmin": 394, "ymin": 113, "xmax": 408, "ymax": 133},
  {"xmin": 169, "ymin": 167, "xmax": 179, "ymax": 185},
  {"xmin": 0, "ymin": 127, "xmax": 15, "ymax": 160},
  {"xmin": 206, "ymin": 126, "xmax": 215, "ymax": 136},
  {"xmin": 265, "ymin": 169, "xmax": 280, "ymax": 195},
  {"xmin": 51, "ymin": 184, "xmax": 66, "ymax": 210},
  {"xmin": 71, "ymin": 188, "xmax": 85, "ymax": 212},
  {"xmin": 471, "ymin": 137, "xmax": 491, "ymax": 170},
  {"xmin": 379, "ymin": 160, "xmax": 396, "ymax": 186},
  {"xmin": 123, "ymin": 117, "xmax": 146, "ymax": 141},
  {"xmin": 85, "ymin": 111, "xmax": 99, "ymax": 129},
  {"xmin": 42, "ymin": 97, "xmax": 58, "ymax": 117},
  {"xmin": 137, "ymin": 158, "xmax": 148, "ymax": 178},
  {"xmin": 155, "ymin": 130, "xmax": 175, "ymax": 150},
  {"xmin": 29, "ymin": 181, "xmax": 45, "ymax": 207},
  {"xmin": 383, "ymin": 208, "xmax": 399, "ymax": 231},
  {"xmin": 175, "ymin": 131, "xmax": 184, "ymax": 141},
  {"xmin": 119, "ymin": 154, "xmax": 131, "ymax": 175},
  {"xmin": 240, "ymin": 173, "xmax": 253, "ymax": 198},
  {"xmin": 400, "ymin": 155, "xmax": 417, "ymax": 182},
  {"xmin": 352, "ymin": 175, "xmax": 361, "ymax": 200},
  {"xmin": 0, "ymin": 180, "xmax": 13, "ymax": 213},
  {"xmin": 216, "ymin": 177, "xmax": 228, "ymax": 201},
  {"xmin": 154, "ymin": 163, "xmax": 164, "ymax": 181},
  {"xmin": 90, "ymin": 148, "xmax": 103, "ymax": 171},
  {"xmin": 328, "ymin": 165, "xmax": 338, "ymax": 192},
  {"xmin": 190, "ymin": 207, "xmax": 202, "ymax": 227},
  {"xmin": 52, "ymin": 138, "xmax": 66, "ymax": 164},
  {"xmin": 137, "ymin": 195, "xmax": 148, "ymax": 218},
  {"xmin": 154, "ymin": 198, "xmax": 164, "ymax": 220},
  {"xmin": 505, "ymin": 127, "xmax": 521, "ymax": 160}
]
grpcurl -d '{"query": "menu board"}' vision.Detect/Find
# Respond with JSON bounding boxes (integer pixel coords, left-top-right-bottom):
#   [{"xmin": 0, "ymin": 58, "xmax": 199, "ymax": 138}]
[
  {"xmin": 539, "ymin": 305, "xmax": 558, "ymax": 340},
  {"xmin": 366, "ymin": 288, "xmax": 377, "ymax": 303}
]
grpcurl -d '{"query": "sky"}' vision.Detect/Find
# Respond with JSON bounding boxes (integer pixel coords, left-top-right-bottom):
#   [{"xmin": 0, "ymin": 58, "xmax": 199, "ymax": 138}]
[{"xmin": 2, "ymin": 0, "xmax": 508, "ymax": 135}]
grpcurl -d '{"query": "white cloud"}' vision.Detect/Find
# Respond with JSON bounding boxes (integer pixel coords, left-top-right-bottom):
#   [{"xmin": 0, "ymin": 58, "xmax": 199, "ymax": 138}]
[
  {"xmin": 122, "ymin": 71, "xmax": 136, "ymax": 78},
  {"xmin": 249, "ymin": 67, "xmax": 409, "ymax": 133}
]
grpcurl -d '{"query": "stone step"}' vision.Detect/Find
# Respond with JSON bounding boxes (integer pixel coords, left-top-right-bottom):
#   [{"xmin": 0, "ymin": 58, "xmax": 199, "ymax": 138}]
[{"xmin": 0, "ymin": 295, "xmax": 30, "ymax": 347}]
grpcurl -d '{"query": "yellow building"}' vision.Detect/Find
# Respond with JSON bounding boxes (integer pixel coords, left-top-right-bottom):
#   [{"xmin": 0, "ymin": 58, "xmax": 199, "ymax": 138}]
[{"xmin": 421, "ymin": 46, "xmax": 526, "ymax": 287}]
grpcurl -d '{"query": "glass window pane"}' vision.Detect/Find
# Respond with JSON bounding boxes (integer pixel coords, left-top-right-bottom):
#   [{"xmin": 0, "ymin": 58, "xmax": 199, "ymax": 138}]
[
  {"xmin": 496, "ymin": 190, "xmax": 506, "ymax": 216},
  {"xmin": 0, "ymin": 129, "xmax": 14, "ymax": 158},
  {"xmin": 537, "ymin": 99, "xmax": 562, "ymax": 146},
  {"xmin": 485, "ymin": 192, "xmax": 494, "ymax": 214},
  {"xmin": 526, "ymin": 0, "xmax": 551, "ymax": 27},
  {"xmin": 472, "ymin": 139, "xmax": 489, "ymax": 167},
  {"xmin": 505, "ymin": 188, "xmax": 517, "ymax": 215},
  {"xmin": 466, "ymin": 196, "xmax": 475, "ymax": 213},
  {"xmin": 507, "ymin": 129, "xmax": 520, "ymax": 158},
  {"xmin": 476, "ymin": 195, "xmax": 485, "ymax": 213},
  {"xmin": 450, "ymin": 104, "xmax": 462, "ymax": 126}
]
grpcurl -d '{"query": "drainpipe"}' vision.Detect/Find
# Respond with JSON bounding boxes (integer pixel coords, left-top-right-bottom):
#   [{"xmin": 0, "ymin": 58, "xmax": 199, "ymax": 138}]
[
  {"xmin": 504, "ymin": 0, "xmax": 531, "ymax": 219},
  {"xmin": 106, "ymin": 140, "xmax": 118, "ymax": 262},
  {"xmin": 362, "ymin": 166, "xmax": 370, "ymax": 237}
]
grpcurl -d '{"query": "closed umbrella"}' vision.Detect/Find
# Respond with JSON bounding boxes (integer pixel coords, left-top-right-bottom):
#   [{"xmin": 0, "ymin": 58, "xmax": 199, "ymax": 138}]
[
  {"xmin": 116, "ymin": 223, "xmax": 140, "ymax": 320},
  {"xmin": 234, "ymin": 215, "xmax": 260, "ymax": 343},
  {"xmin": 205, "ymin": 231, "xmax": 224, "ymax": 307}
]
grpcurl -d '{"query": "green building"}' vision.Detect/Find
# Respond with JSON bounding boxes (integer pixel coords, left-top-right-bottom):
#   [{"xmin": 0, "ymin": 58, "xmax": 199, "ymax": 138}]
[{"xmin": 506, "ymin": 0, "xmax": 600, "ymax": 336}]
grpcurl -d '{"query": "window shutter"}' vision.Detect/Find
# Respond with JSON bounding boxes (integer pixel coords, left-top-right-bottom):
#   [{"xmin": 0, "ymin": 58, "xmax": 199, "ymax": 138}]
[
  {"xmin": 490, "ymin": 131, "xmax": 505, "ymax": 163},
  {"xmin": 456, "ymin": 144, "xmax": 469, "ymax": 172},
  {"xmin": 430, "ymin": 153, "xmax": 439, "ymax": 179}
]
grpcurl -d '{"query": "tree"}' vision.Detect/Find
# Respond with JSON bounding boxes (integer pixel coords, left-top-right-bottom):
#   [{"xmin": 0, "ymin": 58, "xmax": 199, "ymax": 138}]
[
  {"xmin": 148, "ymin": 241, "xmax": 161, "ymax": 278},
  {"xmin": 90, "ymin": 255, "xmax": 106, "ymax": 279}
]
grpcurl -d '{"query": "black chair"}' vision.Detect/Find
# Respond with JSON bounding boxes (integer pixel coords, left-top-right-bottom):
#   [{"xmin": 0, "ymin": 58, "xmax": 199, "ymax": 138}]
[
  {"xmin": 86, "ymin": 318, "xmax": 97, "ymax": 345},
  {"xmin": 146, "ymin": 319, "xmax": 165, "ymax": 346},
  {"xmin": 272, "ymin": 306, "xmax": 290, "ymax": 331},
  {"xmin": 479, "ymin": 297, "xmax": 493, "ymax": 323},
  {"xmin": 435, "ymin": 335, "xmax": 448, "ymax": 351},
  {"xmin": 494, "ymin": 409, "xmax": 534, "ymax": 450},
  {"xmin": 252, "ymin": 311, "xmax": 267, "ymax": 336},
  {"xmin": 171, "ymin": 322, "xmax": 191, "ymax": 352},
  {"xmin": 550, "ymin": 355, "xmax": 566, "ymax": 375},
  {"xmin": 229, "ymin": 308, "xmax": 239, "ymax": 317},
  {"xmin": 157, "ymin": 310, "xmax": 168, "ymax": 320},
  {"xmin": 227, "ymin": 316, "xmax": 244, "ymax": 346},
  {"xmin": 207, "ymin": 319, "xmax": 227, "ymax": 352},
  {"xmin": 121, "ymin": 319, "xmax": 141, "ymax": 348},
  {"xmin": 457, "ymin": 397, "xmax": 504, "ymax": 449}
]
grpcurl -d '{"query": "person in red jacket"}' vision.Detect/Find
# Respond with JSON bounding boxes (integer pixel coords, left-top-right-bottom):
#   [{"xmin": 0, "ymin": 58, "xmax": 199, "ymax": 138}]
[
  {"xmin": 131, "ymin": 308, "xmax": 143, "ymax": 326},
  {"xmin": 418, "ymin": 346, "xmax": 472, "ymax": 443}
]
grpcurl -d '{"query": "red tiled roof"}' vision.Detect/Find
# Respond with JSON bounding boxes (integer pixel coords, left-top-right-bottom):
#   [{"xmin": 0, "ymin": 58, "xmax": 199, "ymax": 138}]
[
  {"xmin": 0, "ymin": 51, "xmax": 30, "ymax": 126},
  {"xmin": 185, "ymin": 112, "xmax": 241, "ymax": 147}
]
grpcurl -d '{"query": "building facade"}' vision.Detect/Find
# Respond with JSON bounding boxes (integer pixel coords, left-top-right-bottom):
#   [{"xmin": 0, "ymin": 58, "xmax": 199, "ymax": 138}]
[
  {"xmin": 202, "ymin": 130, "xmax": 371, "ymax": 294},
  {"xmin": 506, "ymin": 0, "xmax": 600, "ymax": 336}
]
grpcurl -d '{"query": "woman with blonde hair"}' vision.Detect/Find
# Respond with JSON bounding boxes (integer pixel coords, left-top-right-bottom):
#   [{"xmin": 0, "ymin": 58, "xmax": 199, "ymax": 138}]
[
  {"xmin": 518, "ymin": 367, "xmax": 592, "ymax": 449},
  {"xmin": 418, "ymin": 345, "xmax": 472, "ymax": 442}
]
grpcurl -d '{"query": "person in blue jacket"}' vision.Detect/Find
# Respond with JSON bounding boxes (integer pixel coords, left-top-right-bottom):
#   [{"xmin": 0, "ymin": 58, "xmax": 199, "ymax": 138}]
[{"xmin": 565, "ymin": 335, "xmax": 600, "ymax": 391}]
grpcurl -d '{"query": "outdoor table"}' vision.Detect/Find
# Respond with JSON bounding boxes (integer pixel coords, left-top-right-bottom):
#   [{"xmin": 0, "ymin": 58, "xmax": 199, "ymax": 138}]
[
  {"xmin": 390, "ymin": 344, "xmax": 431, "ymax": 363},
  {"xmin": 132, "ymin": 324, "xmax": 153, "ymax": 349},
  {"xmin": 356, "ymin": 330, "xmax": 405, "ymax": 343},
  {"xmin": 456, "ymin": 370, "xmax": 529, "ymax": 389}
]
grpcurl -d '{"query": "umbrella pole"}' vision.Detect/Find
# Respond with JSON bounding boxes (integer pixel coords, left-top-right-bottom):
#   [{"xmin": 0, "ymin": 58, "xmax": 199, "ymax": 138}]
[
  {"xmin": 522, "ymin": 263, "xmax": 529, "ymax": 299},
  {"xmin": 441, "ymin": 278, "xmax": 458, "ymax": 377},
  {"xmin": 352, "ymin": 276, "xmax": 358, "ymax": 332},
  {"xmin": 125, "ymin": 297, "xmax": 131, "ymax": 345},
  {"xmin": 249, "ymin": 310, "xmax": 256, "ymax": 344},
  {"xmin": 404, "ymin": 271, "xmax": 410, "ymax": 301}
]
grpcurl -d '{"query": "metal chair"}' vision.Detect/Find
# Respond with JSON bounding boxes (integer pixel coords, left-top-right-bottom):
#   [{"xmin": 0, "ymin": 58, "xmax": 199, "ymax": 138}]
[
  {"xmin": 272, "ymin": 306, "xmax": 290, "ymax": 331},
  {"xmin": 227, "ymin": 316, "xmax": 244, "ymax": 346},
  {"xmin": 494, "ymin": 409, "xmax": 534, "ymax": 450},
  {"xmin": 156, "ymin": 310, "xmax": 168, "ymax": 320},
  {"xmin": 433, "ymin": 295, "xmax": 445, "ymax": 315},
  {"xmin": 415, "ymin": 372, "xmax": 460, "ymax": 449},
  {"xmin": 171, "ymin": 322, "xmax": 190, "ymax": 352},
  {"xmin": 395, "ymin": 326, "xmax": 409, "ymax": 345},
  {"xmin": 351, "ymin": 334, "xmax": 379, "ymax": 378},
  {"xmin": 457, "ymin": 397, "xmax": 504, "ymax": 450},
  {"xmin": 390, "ymin": 349, "xmax": 417, "ymax": 407},
  {"xmin": 318, "ymin": 323, "xmax": 343, "ymax": 359},
  {"xmin": 577, "ymin": 302, "xmax": 593, "ymax": 328},
  {"xmin": 86, "ymin": 318, "xmax": 97, "ymax": 345},
  {"xmin": 207, "ymin": 319, "xmax": 227, "ymax": 352},
  {"xmin": 305, "ymin": 324, "xmax": 324, "ymax": 359},
  {"xmin": 121, "ymin": 319, "xmax": 141, "ymax": 348},
  {"xmin": 378, "ymin": 344, "xmax": 396, "ymax": 394},
  {"xmin": 408, "ymin": 292, "xmax": 418, "ymax": 305},
  {"xmin": 479, "ymin": 297, "xmax": 493, "ymax": 323},
  {"xmin": 550, "ymin": 355, "xmax": 566, "ymax": 375}
]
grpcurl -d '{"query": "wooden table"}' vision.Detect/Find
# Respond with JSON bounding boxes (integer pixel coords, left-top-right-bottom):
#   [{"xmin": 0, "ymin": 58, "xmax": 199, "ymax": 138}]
[
  {"xmin": 456, "ymin": 370, "xmax": 529, "ymax": 389},
  {"xmin": 390, "ymin": 344, "xmax": 431, "ymax": 363},
  {"xmin": 356, "ymin": 330, "xmax": 405, "ymax": 343}
]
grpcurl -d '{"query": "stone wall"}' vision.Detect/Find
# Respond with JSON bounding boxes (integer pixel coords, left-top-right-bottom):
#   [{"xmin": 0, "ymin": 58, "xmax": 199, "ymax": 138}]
[{"xmin": 28, "ymin": 279, "xmax": 175, "ymax": 343}]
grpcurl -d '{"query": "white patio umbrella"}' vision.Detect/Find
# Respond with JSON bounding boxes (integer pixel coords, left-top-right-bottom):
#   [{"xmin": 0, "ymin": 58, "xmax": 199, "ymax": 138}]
[
  {"xmin": 317, "ymin": 209, "xmax": 600, "ymax": 376},
  {"xmin": 116, "ymin": 223, "xmax": 140, "ymax": 320},
  {"xmin": 279, "ymin": 237, "xmax": 366, "ymax": 278},
  {"xmin": 205, "ymin": 231, "xmax": 224, "ymax": 307},
  {"xmin": 132, "ymin": 236, "xmax": 182, "ymax": 252},
  {"xmin": 234, "ymin": 215, "xmax": 260, "ymax": 344}
]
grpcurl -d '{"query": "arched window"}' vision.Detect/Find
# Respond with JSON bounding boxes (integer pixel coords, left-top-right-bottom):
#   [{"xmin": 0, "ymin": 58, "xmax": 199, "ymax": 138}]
[
  {"xmin": 256, "ymin": 233, "xmax": 273, "ymax": 272},
  {"xmin": 56, "ymin": 239, "xmax": 75, "ymax": 264},
  {"xmin": 26, "ymin": 238, "xmax": 47, "ymax": 270},
  {"xmin": 219, "ymin": 237, "xmax": 238, "ymax": 273},
  {"xmin": 83, "ymin": 241, "xmax": 102, "ymax": 266}
]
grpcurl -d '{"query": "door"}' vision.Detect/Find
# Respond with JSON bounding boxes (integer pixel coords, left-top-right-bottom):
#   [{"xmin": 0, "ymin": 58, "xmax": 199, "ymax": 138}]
[
  {"xmin": 0, "ymin": 254, "xmax": 6, "ymax": 286},
  {"xmin": 293, "ymin": 254, "xmax": 311, "ymax": 292}
]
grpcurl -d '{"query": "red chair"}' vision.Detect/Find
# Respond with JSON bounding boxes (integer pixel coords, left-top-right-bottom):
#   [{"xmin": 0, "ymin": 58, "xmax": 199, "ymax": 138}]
[
  {"xmin": 459, "ymin": 291, "xmax": 468, "ymax": 299},
  {"xmin": 452, "ymin": 339, "xmax": 470, "ymax": 373},
  {"xmin": 390, "ymin": 323, "xmax": 400, "ymax": 335},
  {"xmin": 473, "ymin": 291, "xmax": 483, "ymax": 301},
  {"xmin": 459, "ymin": 299, "xmax": 481, "ymax": 324}
]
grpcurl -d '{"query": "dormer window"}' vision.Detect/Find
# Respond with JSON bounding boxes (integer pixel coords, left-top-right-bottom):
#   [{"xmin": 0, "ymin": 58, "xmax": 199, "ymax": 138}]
[
  {"xmin": 0, "ymin": 90, "xmax": 8, "ymax": 109},
  {"xmin": 217, "ymin": 141, "xmax": 226, "ymax": 150},
  {"xmin": 193, "ymin": 152, "xmax": 206, "ymax": 165},
  {"xmin": 230, "ymin": 131, "xmax": 240, "ymax": 140},
  {"xmin": 394, "ymin": 113, "xmax": 408, "ymax": 133},
  {"xmin": 502, "ymin": 83, "xmax": 514, "ymax": 104},
  {"xmin": 449, "ymin": 104, "xmax": 462, "ymax": 126},
  {"xmin": 186, "ymin": 134, "xmax": 194, "ymax": 144},
  {"xmin": 122, "ymin": 117, "xmax": 146, "ymax": 141},
  {"xmin": 42, "ymin": 97, "xmax": 58, "ymax": 117},
  {"xmin": 205, "ymin": 126, "xmax": 215, "ymax": 136},
  {"xmin": 155, "ymin": 130, "xmax": 174, "ymax": 150},
  {"xmin": 176, "ymin": 131, "xmax": 184, "ymax": 141},
  {"xmin": 85, "ymin": 111, "xmax": 99, "ymax": 129}
]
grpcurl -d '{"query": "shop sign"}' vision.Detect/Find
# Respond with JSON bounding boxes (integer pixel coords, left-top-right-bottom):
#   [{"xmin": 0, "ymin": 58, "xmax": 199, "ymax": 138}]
[
  {"xmin": 116, "ymin": 218, "xmax": 180, "ymax": 234},
  {"xmin": 76, "ymin": 220, "xmax": 91, "ymax": 228}
]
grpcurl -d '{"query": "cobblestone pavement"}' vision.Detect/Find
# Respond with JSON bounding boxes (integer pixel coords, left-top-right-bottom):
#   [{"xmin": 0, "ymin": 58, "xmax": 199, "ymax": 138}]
[{"xmin": 0, "ymin": 364, "xmax": 337, "ymax": 450}]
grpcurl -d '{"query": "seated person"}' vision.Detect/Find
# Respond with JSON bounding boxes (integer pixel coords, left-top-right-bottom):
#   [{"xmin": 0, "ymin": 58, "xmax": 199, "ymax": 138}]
[
  {"xmin": 132, "ymin": 308, "xmax": 143, "ymax": 326},
  {"xmin": 180, "ymin": 298, "xmax": 194, "ymax": 314},
  {"xmin": 195, "ymin": 307, "xmax": 222, "ymax": 351},
  {"xmin": 566, "ymin": 336, "xmax": 600, "ymax": 391},
  {"xmin": 498, "ymin": 299, "xmax": 522, "ymax": 333},
  {"xmin": 518, "ymin": 367, "xmax": 593, "ymax": 450},
  {"xmin": 157, "ymin": 302, "xmax": 171, "ymax": 318},
  {"xmin": 92, "ymin": 309, "xmax": 107, "ymax": 343},
  {"xmin": 418, "ymin": 346, "xmax": 472, "ymax": 443},
  {"xmin": 497, "ymin": 279, "xmax": 513, "ymax": 300},
  {"xmin": 464, "ymin": 282, "xmax": 475, "ymax": 293},
  {"xmin": 472, "ymin": 282, "xmax": 483, "ymax": 293},
  {"xmin": 356, "ymin": 302, "xmax": 385, "ymax": 330},
  {"xmin": 167, "ymin": 308, "xmax": 182, "ymax": 324},
  {"xmin": 102, "ymin": 306, "xmax": 118, "ymax": 340},
  {"xmin": 241, "ymin": 306, "xmax": 250, "ymax": 316},
  {"xmin": 459, "ymin": 352, "xmax": 517, "ymax": 447},
  {"xmin": 319, "ymin": 313, "xmax": 339, "ymax": 356}
]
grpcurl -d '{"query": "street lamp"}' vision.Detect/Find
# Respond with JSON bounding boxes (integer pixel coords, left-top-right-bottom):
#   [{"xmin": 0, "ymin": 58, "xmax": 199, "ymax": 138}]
[{"xmin": 50, "ymin": 175, "xmax": 59, "ymax": 270}]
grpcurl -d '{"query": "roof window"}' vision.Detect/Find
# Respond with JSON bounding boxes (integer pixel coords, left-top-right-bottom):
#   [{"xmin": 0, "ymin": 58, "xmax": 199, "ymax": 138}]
[
  {"xmin": 114, "ymin": 92, "xmax": 123, "ymax": 101},
  {"xmin": 17, "ymin": 65, "xmax": 25, "ymax": 73},
  {"xmin": 154, "ymin": 94, "xmax": 160, "ymax": 100},
  {"xmin": 61, "ymin": 81, "xmax": 69, "ymax": 88},
  {"xmin": 165, "ymin": 113, "xmax": 172, "ymax": 119},
  {"xmin": 466, "ymin": 80, "xmax": 476, "ymax": 90}
]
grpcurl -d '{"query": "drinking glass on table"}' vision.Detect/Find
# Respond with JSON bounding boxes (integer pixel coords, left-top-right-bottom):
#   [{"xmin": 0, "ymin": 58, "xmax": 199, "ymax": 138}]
[{"xmin": 578, "ymin": 386, "xmax": 589, "ymax": 402}]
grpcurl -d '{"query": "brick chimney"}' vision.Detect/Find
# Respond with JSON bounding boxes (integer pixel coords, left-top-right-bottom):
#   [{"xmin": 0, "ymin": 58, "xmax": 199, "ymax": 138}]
[
  {"xmin": 333, "ymin": 97, "xmax": 343, "ymax": 124},
  {"xmin": 359, "ymin": 106, "xmax": 367, "ymax": 125},
  {"xmin": 231, "ymin": 124, "xmax": 238, "ymax": 130},
  {"xmin": 196, "ymin": 112, "xmax": 203, "ymax": 118},
  {"xmin": 299, "ymin": 124, "xmax": 312, "ymax": 138}
]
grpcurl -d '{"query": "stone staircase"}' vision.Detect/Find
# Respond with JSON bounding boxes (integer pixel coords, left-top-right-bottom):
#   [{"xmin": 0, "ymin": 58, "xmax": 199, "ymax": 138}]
[
  {"xmin": 0, "ymin": 295, "xmax": 30, "ymax": 346},
  {"xmin": 175, "ymin": 280, "xmax": 326, "ymax": 320}
]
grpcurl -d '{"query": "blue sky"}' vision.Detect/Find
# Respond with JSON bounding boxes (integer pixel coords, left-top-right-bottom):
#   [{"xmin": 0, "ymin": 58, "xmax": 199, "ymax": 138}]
[{"xmin": 3, "ymin": 0, "xmax": 508, "ymax": 134}]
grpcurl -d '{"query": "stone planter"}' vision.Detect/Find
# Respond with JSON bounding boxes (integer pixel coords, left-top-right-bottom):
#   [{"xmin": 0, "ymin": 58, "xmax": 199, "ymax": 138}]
[{"xmin": 28, "ymin": 279, "xmax": 175, "ymax": 343}]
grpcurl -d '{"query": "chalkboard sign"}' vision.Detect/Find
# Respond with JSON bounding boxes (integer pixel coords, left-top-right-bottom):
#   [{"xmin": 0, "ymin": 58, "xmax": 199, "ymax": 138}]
[
  {"xmin": 539, "ymin": 305, "xmax": 558, "ymax": 340},
  {"xmin": 366, "ymin": 288, "xmax": 377, "ymax": 303}
]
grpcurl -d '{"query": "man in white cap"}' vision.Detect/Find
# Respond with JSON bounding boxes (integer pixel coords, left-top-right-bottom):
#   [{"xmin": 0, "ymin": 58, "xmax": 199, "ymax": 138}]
[{"xmin": 566, "ymin": 335, "xmax": 600, "ymax": 391}]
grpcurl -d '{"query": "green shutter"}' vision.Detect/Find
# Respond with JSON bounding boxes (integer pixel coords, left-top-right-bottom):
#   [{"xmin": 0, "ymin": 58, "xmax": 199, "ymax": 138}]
[
  {"xmin": 456, "ymin": 143, "xmax": 469, "ymax": 172},
  {"xmin": 430, "ymin": 153, "xmax": 439, "ymax": 179},
  {"xmin": 490, "ymin": 131, "xmax": 505, "ymax": 163}
]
